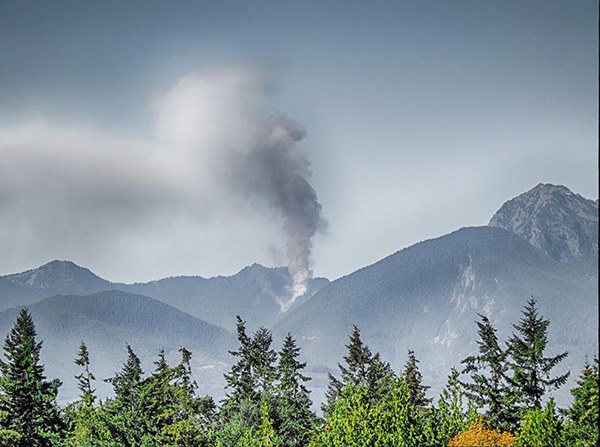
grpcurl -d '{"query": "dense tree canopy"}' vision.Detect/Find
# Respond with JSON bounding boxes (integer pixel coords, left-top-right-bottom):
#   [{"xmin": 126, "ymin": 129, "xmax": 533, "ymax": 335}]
[{"xmin": 0, "ymin": 301, "xmax": 594, "ymax": 447}]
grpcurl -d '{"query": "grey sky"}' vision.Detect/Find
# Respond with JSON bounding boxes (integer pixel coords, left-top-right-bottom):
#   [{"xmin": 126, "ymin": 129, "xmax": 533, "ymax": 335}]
[{"xmin": 0, "ymin": 0, "xmax": 597, "ymax": 283}]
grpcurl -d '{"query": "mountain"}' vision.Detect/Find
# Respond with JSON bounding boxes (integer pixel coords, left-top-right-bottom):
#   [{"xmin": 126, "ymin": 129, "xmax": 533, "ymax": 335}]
[
  {"xmin": 0, "ymin": 290, "xmax": 236, "ymax": 403},
  {"xmin": 275, "ymin": 185, "xmax": 598, "ymax": 406},
  {"xmin": 0, "ymin": 260, "xmax": 112, "ymax": 310},
  {"xmin": 0, "ymin": 261, "xmax": 330, "ymax": 330},
  {"xmin": 0, "ymin": 183, "xmax": 595, "ymax": 408},
  {"xmin": 125, "ymin": 264, "xmax": 329, "ymax": 330},
  {"xmin": 489, "ymin": 183, "xmax": 598, "ymax": 268}
]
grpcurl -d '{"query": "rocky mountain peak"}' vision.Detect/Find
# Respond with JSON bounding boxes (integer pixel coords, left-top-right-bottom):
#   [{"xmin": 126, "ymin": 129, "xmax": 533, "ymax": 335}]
[{"xmin": 488, "ymin": 183, "xmax": 598, "ymax": 265}]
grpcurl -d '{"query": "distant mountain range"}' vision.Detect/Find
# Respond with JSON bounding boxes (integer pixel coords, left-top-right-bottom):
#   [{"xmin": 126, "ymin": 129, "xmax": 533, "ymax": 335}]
[
  {"xmin": 0, "ymin": 183, "xmax": 597, "ymax": 407},
  {"xmin": 0, "ymin": 261, "xmax": 329, "ymax": 331}
]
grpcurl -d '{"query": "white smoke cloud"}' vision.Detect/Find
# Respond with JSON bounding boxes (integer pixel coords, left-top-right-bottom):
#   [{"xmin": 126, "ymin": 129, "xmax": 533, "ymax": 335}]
[{"xmin": 0, "ymin": 66, "xmax": 326, "ymax": 308}]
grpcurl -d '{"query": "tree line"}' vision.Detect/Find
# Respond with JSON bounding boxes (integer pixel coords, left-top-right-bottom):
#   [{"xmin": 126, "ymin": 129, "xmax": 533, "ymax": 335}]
[{"xmin": 0, "ymin": 298, "xmax": 597, "ymax": 446}]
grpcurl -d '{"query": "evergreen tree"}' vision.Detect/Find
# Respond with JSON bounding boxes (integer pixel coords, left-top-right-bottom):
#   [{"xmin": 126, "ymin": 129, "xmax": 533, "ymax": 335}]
[
  {"xmin": 252, "ymin": 327, "xmax": 278, "ymax": 395},
  {"xmin": 561, "ymin": 358, "xmax": 599, "ymax": 447},
  {"xmin": 276, "ymin": 333, "xmax": 316, "ymax": 447},
  {"xmin": 74, "ymin": 341, "xmax": 96, "ymax": 406},
  {"xmin": 0, "ymin": 309, "xmax": 64, "ymax": 447},
  {"xmin": 64, "ymin": 344, "xmax": 113, "ymax": 447},
  {"xmin": 403, "ymin": 349, "xmax": 432, "ymax": 411},
  {"xmin": 460, "ymin": 314, "xmax": 518, "ymax": 430},
  {"xmin": 102, "ymin": 344, "xmax": 145, "ymax": 446},
  {"xmin": 507, "ymin": 298, "xmax": 569, "ymax": 411},
  {"xmin": 323, "ymin": 325, "xmax": 394, "ymax": 415},
  {"xmin": 107, "ymin": 344, "xmax": 143, "ymax": 411},
  {"xmin": 221, "ymin": 317, "xmax": 278, "ymax": 439},
  {"xmin": 222, "ymin": 316, "xmax": 259, "ymax": 419},
  {"xmin": 143, "ymin": 348, "xmax": 217, "ymax": 446}
]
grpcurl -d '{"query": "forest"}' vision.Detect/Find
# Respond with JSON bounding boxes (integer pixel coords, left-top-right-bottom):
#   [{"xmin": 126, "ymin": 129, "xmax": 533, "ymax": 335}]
[{"xmin": 0, "ymin": 298, "xmax": 597, "ymax": 447}]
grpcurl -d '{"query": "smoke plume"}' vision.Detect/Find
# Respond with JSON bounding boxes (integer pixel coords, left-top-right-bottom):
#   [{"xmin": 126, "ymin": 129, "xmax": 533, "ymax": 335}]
[
  {"xmin": 154, "ymin": 66, "xmax": 327, "ymax": 308},
  {"xmin": 0, "ymin": 66, "xmax": 326, "ymax": 302}
]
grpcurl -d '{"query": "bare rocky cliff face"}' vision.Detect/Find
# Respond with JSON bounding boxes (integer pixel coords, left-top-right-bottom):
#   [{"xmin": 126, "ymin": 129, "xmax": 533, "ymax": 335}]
[{"xmin": 488, "ymin": 183, "xmax": 598, "ymax": 267}]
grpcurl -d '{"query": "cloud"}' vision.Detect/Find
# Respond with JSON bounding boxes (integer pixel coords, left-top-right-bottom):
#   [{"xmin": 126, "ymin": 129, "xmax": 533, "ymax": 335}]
[{"xmin": 0, "ymin": 66, "xmax": 326, "ymax": 307}]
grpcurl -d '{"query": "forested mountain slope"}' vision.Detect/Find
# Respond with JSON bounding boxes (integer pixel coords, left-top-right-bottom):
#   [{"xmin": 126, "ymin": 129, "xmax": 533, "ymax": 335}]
[
  {"xmin": 275, "ymin": 185, "xmax": 598, "ymax": 405},
  {"xmin": 0, "ymin": 290, "xmax": 236, "ymax": 403}
]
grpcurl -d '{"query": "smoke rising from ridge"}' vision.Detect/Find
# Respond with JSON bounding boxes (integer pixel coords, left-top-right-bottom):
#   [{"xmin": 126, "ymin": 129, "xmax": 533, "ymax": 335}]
[
  {"xmin": 156, "ymin": 67, "xmax": 326, "ymax": 308},
  {"xmin": 0, "ymin": 66, "xmax": 325, "ymax": 305}
]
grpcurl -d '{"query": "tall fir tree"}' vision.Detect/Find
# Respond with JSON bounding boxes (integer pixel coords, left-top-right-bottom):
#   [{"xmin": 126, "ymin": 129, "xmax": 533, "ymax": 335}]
[
  {"xmin": 222, "ymin": 316, "xmax": 258, "ymax": 418},
  {"xmin": 143, "ymin": 348, "xmax": 217, "ymax": 446},
  {"xmin": 403, "ymin": 349, "xmax": 432, "ymax": 411},
  {"xmin": 460, "ymin": 314, "xmax": 518, "ymax": 430},
  {"xmin": 323, "ymin": 325, "xmax": 394, "ymax": 415},
  {"xmin": 74, "ymin": 341, "xmax": 96, "ymax": 406},
  {"xmin": 107, "ymin": 344, "xmax": 143, "ymax": 410},
  {"xmin": 103, "ymin": 344, "xmax": 145, "ymax": 446},
  {"xmin": 276, "ymin": 333, "xmax": 316, "ymax": 447},
  {"xmin": 0, "ymin": 309, "xmax": 64, "ymax": 447},
  {"xmin": 64, "ymin": 343, "xmax": 113, "ymax": 447},
  {"xmin": 222, "ymin": 317, "xmax": 278, "ymax": 438},
  {"xmin": 251, "ymin": 327, "xmax": 278, "ymax": 395},
  {"xmin": 507, "ymin": 298, "xmax": 569, "ymax": 411}
]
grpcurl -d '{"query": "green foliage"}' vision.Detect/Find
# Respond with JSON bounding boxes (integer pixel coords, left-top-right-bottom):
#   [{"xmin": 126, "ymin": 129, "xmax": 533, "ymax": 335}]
[
  {"xmin": 323, "ymin": 325, "xmax": 394, "ymax": 416},
  {"xmin": 508, "ymin": 298, "xmax": 570, "ymax": 413},
  {"xmin": 276, "ymin": 333, "xmax": 316, "ymax": 447},
  {"xmin": 516, "ymin": 399, "xmax": 562, "ymax": 447},
  {"xmin": 420, "ymin": 368, "xmax": 478, "ymax": 446},
  {"xmin": 0, "ymin": 308, "xmax": 64, "ymax": 447},
  {"xmin": 402, "ymin": 349, "xmax": 431, "ymax": 412},
  {"xmin": 63, "ymin": 403, "xmax": 117, "ymax": 447},
  {"xmin": 561, "ymin": 358, "xmax": 599, "ymax": 447},
  {"xmin": 74, "ymin": 341, "xmax": 96, "ymax": 406},
  {"xmin": 311, "ymin": 378, "xmax": 421, "ymax": 447},
  {"xmin": 222, "ymin": 317, "xmax": 277, "ymax": 427},
  {"xmin": 0, "ymin": 307, "xmax": 591, "ymax": 447},
  {"xmin": 460, "ymin": 313, "xmax": 519, "ymax": 430}
]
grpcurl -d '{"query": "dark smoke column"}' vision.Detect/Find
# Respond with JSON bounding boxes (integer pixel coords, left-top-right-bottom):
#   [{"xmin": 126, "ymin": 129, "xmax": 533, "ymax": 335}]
[{"xmin": 237, "ymin": 113, "xmax": 326, "ymax": 311}]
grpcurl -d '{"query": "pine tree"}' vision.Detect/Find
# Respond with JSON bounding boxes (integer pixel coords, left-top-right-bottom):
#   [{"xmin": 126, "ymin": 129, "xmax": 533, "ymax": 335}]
[
  {"xmin": 323, "ymin": 325, "xmax": 394, "ymax": 415},
  {"xmin": 403, "ymin": 349, "xmax": 432, "ymax": 411},
  {"xmin": 144, "ymin": 348, "xmax": 217, "ymax": 446},
  {"xmin": 276, "ymin": 333, "xmax": 316, "ymax": 447},
  {"xmin": 251, "ymin": 327, "xmax": 278, "ymax": 395},
  {"xmin": 507, "ymin": 298, "xmax": 569, "ymax": 411},
  {"xmin": 103, "ymin": 344, "xmax": 145, "ymax": 446},
  {"xmin": 311, "ymin": 378, "xmax": 419, "ymax": 447},
  {"xmin": 222, "ymin": 316, "xmax": 258, "ymax": 419},
  {"xmin": 222, "ymin": 317, "xmax": 278, "ymax": 437},
  {"xmin": 0, "ymin": 309, "xmax": 64, "ymax": 447},
  {"xmin": 460, "ymin": 314, "xmax": 518, "ymax": 430},
  {"xmin": 74, "ymin": 341, "xmax": 96, "ymax": 406},
  {"xmin": 64, "ymin": 343, "xmax": 113, "ymax": 447},
  {"xmin": 107, "ymin": 344, "xmax": 143, "ymax": 410}
]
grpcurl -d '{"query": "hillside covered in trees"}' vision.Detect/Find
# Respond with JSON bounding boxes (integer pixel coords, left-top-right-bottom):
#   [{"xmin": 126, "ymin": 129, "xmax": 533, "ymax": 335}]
[{"xmin": 0, "ymin": 299, "xmax": 597, "ymax": 447}]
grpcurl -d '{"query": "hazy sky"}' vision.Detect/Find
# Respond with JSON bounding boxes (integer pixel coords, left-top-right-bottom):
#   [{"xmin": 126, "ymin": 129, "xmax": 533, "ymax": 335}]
[{"xmin": 1, "ymin": 0, "xmax": 598, "ymax": 283}]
